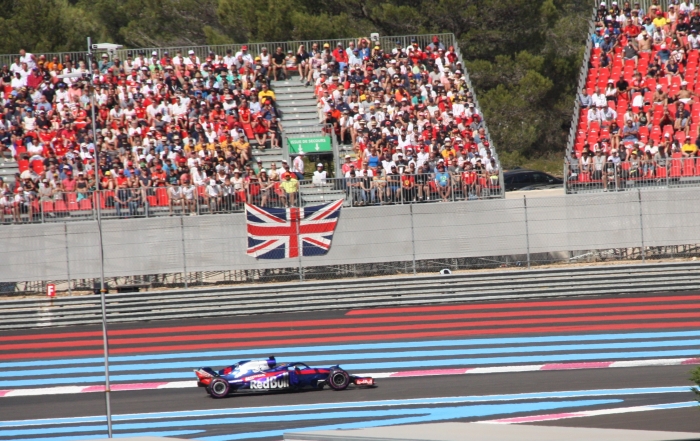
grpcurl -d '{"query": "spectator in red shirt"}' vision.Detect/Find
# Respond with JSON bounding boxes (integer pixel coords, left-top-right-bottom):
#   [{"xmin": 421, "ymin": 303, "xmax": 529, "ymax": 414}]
[
  {"xmin": 62, "ymin": 170, "xmax": 76, "ymax": 192},
  {"xmin": 26, "ymin": 68, "xmax": 43, "ymax": 89}
]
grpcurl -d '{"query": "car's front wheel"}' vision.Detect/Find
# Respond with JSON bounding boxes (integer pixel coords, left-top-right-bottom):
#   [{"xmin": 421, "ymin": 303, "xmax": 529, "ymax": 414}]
[
  {"xmin": 327, "ymin": 368, "xmax": 350, "ymax": 391},
  {"xmin": 209, "ymin": 378, "xmax": 230, "ymax": 398}
]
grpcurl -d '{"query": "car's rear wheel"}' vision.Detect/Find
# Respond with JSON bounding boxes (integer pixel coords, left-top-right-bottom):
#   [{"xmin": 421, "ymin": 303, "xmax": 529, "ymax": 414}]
[
  {"xmin": 209, "ymin": 378, "xmax": 230, "ymax": 398},
  {"xmin": 327, "ymin": 368, "xmax": 350, "ymax": 391}
]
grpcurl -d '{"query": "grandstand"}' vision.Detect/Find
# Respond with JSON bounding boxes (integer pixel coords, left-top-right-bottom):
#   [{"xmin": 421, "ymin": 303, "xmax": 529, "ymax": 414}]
[
  {"xmin": 566, "ymin": 0, "xmax": 700, "ymax": 193},
  {"xmin": 0, "ymin": 33, "xmax": 501, "ymax": 224}
]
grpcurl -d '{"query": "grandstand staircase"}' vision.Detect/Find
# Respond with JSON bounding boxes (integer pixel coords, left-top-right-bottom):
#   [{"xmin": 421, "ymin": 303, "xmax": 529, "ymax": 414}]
[
  {"xmin": 0, "ymin": 158, "xmax": 17, "ymax": 184},
  {"xmin": 272, "ymin": 79, "xmax": 321, "ymax": 133},
  {"xmin": 272, "ymin": 79, "xmax": 348, "ymax": 205}
]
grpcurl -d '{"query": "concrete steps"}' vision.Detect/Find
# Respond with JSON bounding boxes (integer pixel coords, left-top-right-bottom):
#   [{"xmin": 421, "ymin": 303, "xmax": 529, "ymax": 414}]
[
  {"xmin": 271, "ymin": 80, "xmax": 323, "ymax": 137},
  {"xmin": 0, "ymin": 160, "xmax": 18, "ymax": 183}
]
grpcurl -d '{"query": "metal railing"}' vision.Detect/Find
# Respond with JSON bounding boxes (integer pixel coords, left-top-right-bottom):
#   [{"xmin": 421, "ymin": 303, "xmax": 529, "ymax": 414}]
[
  {"xmin": 1, "ymin": 173, "xmax": 503, "ymax": 225},
  {"xmin": 0, "ymin": 34, "xmax": 455, "ymax": 74},
  {"xmin": 566, "ymin": 5, "xmax": 598, "ymax": 160},
  {"xmin": 564, "ymin": 157, "xmax": 700, "ymax": 193},
  {"xmin": 4, "ymin": 261, "xmax": 700, "ymax": 329}
]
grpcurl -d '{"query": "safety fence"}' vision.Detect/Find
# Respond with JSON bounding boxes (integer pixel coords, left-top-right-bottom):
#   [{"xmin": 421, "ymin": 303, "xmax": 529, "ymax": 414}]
[
  {"xmin": 565, "ymin": 157, "xmax": 700, "ymax": 193},
  {"xmin": 2, "ymin": 187, "xmax": 700, "ymax": 294},
  {"xmin": 1, "ymin": 175, "xmax": 503, "ymax": 225}
]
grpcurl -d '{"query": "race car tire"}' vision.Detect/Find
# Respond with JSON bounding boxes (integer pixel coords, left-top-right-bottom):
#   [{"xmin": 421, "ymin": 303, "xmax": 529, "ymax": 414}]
[
  {"xmin": 209, "ymin": 378, "xmax": 230, "ymax": 398},
  {"xmin": 327, "ymin": 368, "xmax": 350, "ymax": 391}
]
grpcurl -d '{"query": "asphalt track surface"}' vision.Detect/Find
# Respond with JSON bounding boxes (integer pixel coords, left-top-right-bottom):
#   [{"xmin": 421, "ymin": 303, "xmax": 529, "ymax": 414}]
[{"xmin": 1, "ymin": 291, "xmax": 699, "ymax": 440}]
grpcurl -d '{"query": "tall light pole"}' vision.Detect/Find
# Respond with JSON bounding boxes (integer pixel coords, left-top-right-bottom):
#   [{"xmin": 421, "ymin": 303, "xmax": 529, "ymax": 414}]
[{"xmin": 58, "ymin": 37, "xmax": 122, "ymax": 438}]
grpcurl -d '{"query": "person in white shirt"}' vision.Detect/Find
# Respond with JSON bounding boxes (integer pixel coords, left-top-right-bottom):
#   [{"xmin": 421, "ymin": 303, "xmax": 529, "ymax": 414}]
[
  {"xmin": 591, "ymin": 87, "xmax": 608, "ymax": 108},
  {"xmin": 182, "ymin": 182, "xmax": 197, "ymax": 214},
  {"xmin": 312, "ymin": 163, "xmax": 327, "ymax": 186},
  {"xmin": 292, "ymin": 152, "xmax": 305, "ymax": 180},
  {"xmin": 680, "ymin": 0, "xmax": 695, "ymax": 15},
  {"xmin": 19, "ymin": 49, "xmax": 36, "ymax": 70},
  {"xmin": 235, "ymin": 46, "xmax": 254, "ymax": 65},
  {"xmin": 172, "ymin": 51, "xmax": 185, "ymax": 66},
  {"xmin": 168, "ymin": 184, "xmax": 185, "ymax": 215},
  {"xmin": 183, "ymin": 50, "xmax": 201, "ymax": 67},
  {"xmin": 10, "ymin": 72, "xmax": 26, "ymax": 89},
  {"xmin": 205, "ymin": 179, "xmax": 221, "ymax": 212},
  {"xmin": 223, "ymin": 49, "xmax": 236, "ymax": 69}
]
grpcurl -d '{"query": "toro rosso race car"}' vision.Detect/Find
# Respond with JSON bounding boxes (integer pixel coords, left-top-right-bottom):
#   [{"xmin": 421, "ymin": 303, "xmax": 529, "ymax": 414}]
[{"xmin": 194, "ymin": 356, "xmax": 376, "ymax": 398}]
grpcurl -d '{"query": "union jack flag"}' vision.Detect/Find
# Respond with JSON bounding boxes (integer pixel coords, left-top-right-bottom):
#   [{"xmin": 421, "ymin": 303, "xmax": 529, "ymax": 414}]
[{"xmin": 246, "ymin": 200, "xmax": 344, "ymax": 259}]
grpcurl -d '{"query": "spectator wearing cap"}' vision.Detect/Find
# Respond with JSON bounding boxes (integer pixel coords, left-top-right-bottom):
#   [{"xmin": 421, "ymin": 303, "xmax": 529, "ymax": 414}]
[
  {"xmin": 681, "ymin": 135, "xmax": 698, "ymax": 157},
  {"xmin": 427, "ymin": 35, "xmax": 445, "ymax": 52},
  {"xmin": 98, "ymin": 53, "xmax": 113, "ymax": 73},
  {"xmin": 235, "ymin": 45, "xmax": 254, "ymax": 65},
  {"xmin": 279, "ymin": 172, "xmax": 298, "ymax": 208},
  {"xmin": 333, "ymin": 42, "xmax": 349, "ymax": 72},
  {"xmin": 312, "ymin": 163, "xmax": 328, "ymax": 187},
  {"xmin": 675, "ymin": 80, "xmax": 696, "ymax": 105},
  {"xmin": 183, "ymin": 50, "xmax": 201, "ymax": 67}
]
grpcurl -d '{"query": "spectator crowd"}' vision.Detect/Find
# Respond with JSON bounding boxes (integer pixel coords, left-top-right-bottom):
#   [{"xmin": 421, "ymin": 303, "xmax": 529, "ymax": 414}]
[
  {"xmin": 0, "ymin": 33, "xmax": 500, "ymax": 224},
  {"xmin": 572, "ymin": 0, "xmax": 700, "ymax": 190},
  {"xmin": 308, "ymin": 36, "xmax": 500, "ymax": 202}
]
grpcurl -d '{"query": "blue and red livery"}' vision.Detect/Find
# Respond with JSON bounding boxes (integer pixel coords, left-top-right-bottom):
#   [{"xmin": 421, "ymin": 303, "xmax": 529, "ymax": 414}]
[{"xmin": 194, "ymin": 356, "xmax": 376, "ymax": 398}]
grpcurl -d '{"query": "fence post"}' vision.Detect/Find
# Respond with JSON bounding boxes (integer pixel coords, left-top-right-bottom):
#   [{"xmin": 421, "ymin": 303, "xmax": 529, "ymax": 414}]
[
  {"xmin": 523, "ymin": 195, "xmax": 531, "ymax": 270},
  {"xmin": 409, "ymin": 203, "xmax": 417, "ymax": 275},
  {"xmin": 64, "ymin": 222, "xmax": 72, "ymax": 296},
  {"xmin": 296, "ymin": 197, "xmax": 304, "ymax": 282},
  {"xmin": 180, "ymin": 216, "xmax": 188, "ymax": 288},
  {"xmin": 638, "ymin": 188, "xmax": 645, "ymax": 262}
]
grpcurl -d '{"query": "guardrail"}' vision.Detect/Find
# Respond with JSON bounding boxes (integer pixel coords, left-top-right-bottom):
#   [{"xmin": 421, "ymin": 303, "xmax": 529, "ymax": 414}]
[
  {"xmin": 565, "ymin": 157, "xmax": 700, "ymax": 193},
  {"xmin": 1, "ymin": 174, "xmax": 502, "ymax": 225},
  {"xmin": 2, "ymin": 261, "xmax": 700, "ymax": 330}
]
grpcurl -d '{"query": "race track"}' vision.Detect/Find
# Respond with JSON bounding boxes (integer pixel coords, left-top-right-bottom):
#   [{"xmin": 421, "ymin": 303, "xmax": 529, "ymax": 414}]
[{"xmin": 1, "ymin": 292, "xmax": 699, "ymax": 440}]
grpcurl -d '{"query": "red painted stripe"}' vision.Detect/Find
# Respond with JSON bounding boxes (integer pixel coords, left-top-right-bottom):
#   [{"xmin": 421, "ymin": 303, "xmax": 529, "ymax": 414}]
[
  {"xmin": 346, "ymin": 294, "xmax": 700, "ymax": 315},
  {"xmin": 3, "ymin": 302, "xmax": 699, "ymax": 348},
  {"xmin": 3, "ymin": 309, "xmax": 700, "ymax": 352},
  {"xmin": 681, "ymin": 357, "xmax": 700, "ymax": 365},
  {"xmin": 540, "ymin": 362, "xmax": 613, "ymax": 370},
  {"xmin": 1, "ymin": 320, "xmax": 698, "ymax": 361},
  {"xmin": 5, "ymin": 295, "xmax": 699, "ymax": 344},
  {"xmin": 0, "ymin": 390, "xmax": 9, "ymax": 397}
]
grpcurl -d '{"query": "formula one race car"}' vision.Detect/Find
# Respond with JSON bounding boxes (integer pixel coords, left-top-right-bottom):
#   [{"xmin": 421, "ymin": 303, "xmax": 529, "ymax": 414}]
[{"xmin": 194, "ymin": 356, "xmax": 376, "ymax": 398}]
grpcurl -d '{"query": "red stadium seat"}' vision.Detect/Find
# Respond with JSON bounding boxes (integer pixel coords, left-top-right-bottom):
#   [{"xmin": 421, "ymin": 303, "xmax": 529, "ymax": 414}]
[{"xmin": 156, "ymin": 187, "xmax": 169, "ymax": 206}]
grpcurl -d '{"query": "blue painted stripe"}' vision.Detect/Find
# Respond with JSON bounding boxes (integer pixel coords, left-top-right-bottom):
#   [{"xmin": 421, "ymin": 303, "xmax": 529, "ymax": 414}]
[
  {"xmin": 0, "ymin": 400, "xmax": 620, "ymax": 438},
  {"xmin": 199, "ymin": 400, "xmax": 619, "ymax": 441},
  {"xmin": 3, "ymin": 338, "xmax": 700, "ymax": 379},
  {"xmin": 2, "ymin": 348, "xmax": 698, "ymax": 388},
  {"xmin": 0, "ymin": 430, "xmax": 202, "ymax": 441},
  {"xmin": 649, "ymin": 401, "xmax": 698, "ymax": 410},
  {"xmin": 3, "ymin": 330, "xmax": 700, "ymax": 370},
  {"xmin": 0, "ymin": 386, "xmax": 687, "ymax": 428}
]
